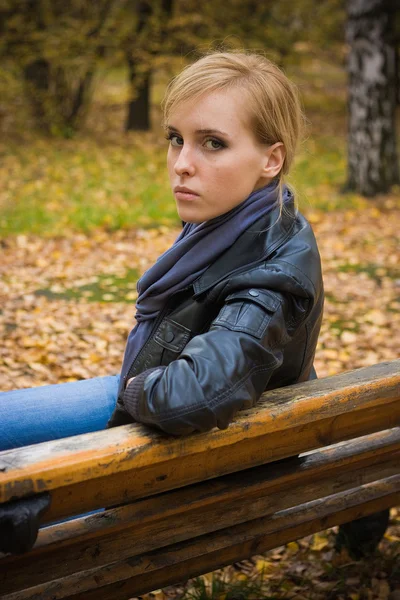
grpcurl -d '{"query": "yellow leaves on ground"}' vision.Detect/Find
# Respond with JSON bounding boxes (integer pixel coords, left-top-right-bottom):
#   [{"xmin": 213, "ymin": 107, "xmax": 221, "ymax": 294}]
[
  {"xmin": 132, "ymin": 508, "xmax": 399, "ymax": 598},
  {"xmin": 310, "ymin": 532, "xmax": 330, "ymax": 552},
  {"xmin": 1, "ymin": 205, "xmax": 399, "ymax": 390},
  {"xmin": 312, "ymin": 205, "xmax": 399, "ymax": 379},
  {"xmin": 155, "ymin": 511, "xmax": 399, "ymax": 600},
  {"xmin": 254, "ymin": 557, "xmax": 276, "ymax": 575},
  {"xmin": 0, "ymin": 227, "xmax": 176, "ymax": 389},
  {"xmin": 287, "ymin": 541, "xmax": 300, "ymax": 554}
]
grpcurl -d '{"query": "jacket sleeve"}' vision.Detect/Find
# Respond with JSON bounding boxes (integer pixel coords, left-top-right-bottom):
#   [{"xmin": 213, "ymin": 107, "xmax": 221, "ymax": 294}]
[{"xmin": 122, "ymin": 287, "xmax": 310, "ymax": 435}]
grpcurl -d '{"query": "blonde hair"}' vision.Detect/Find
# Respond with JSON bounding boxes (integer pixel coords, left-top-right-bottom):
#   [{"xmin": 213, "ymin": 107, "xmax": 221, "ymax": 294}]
[{"xmin": 162, "ymin": 51, "xmax": 304, "ymax": 208}]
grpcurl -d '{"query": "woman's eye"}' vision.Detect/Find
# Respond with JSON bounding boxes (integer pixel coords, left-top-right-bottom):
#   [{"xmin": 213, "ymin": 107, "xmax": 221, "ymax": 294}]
[
  {"xmin": 204, "ymin": 138, "xmax": 224, "ymax": 150},
  {"xmin": 169, "ymin": 134, "xmax": 183, "ymax": 147}
]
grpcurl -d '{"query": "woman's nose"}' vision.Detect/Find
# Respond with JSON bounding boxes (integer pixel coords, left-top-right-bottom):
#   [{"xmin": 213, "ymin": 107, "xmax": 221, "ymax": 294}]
[{"xmin": 174, "ymin": 145, "xmax": 195, "ymax": 177}]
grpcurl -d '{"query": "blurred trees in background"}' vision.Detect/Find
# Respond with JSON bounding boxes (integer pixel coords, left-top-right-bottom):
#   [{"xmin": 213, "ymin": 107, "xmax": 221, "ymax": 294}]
[
  {"xmin": 0, "ymin": 0, "xmax": 399, "ymax": 197},
  {"xmin": 0, "ymin": 0, "xmax": 127, "ymax": 135},
  {"xmin": 0, "ymin": 0, "xmax": 345, "ymax": 133}
]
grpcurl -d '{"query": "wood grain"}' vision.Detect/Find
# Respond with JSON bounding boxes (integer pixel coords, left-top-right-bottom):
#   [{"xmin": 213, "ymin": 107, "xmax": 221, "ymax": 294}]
[
  {"xmin": 0, "ymin": 361, "xmax": 399, "ymax": 522},
  {"xmin": 1, "ymin": 429, "xmax": 399, "ymax": 597},
  {"xmin": 2, "ymin": 476, "xmax": 399, "ymax": 600}
]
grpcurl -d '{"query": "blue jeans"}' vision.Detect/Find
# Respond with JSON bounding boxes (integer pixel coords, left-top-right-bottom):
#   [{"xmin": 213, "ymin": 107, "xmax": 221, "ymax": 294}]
[{"xmin": 0, "ymin": 375, "xmax": 120, "ymax": 451}]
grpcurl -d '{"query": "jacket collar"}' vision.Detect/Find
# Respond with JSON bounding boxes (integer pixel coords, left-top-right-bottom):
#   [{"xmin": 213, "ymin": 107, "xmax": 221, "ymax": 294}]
[{"xmin": 193, "ymin": 198, "xmax": 297, "ymax": 297}]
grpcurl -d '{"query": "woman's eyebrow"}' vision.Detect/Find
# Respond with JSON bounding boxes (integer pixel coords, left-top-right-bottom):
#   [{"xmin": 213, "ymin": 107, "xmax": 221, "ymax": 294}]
[
  {"xmin": 166, "ymin": 125, "xmax": 230, "ymax": 137},
  {"xmin": 196, "ymin": 128, "xmax": 230, "ymax": 137}
]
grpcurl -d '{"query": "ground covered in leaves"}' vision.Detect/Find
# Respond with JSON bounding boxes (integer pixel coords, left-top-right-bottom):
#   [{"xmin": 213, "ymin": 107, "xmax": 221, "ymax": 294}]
[
  {"xmin": 1, "ymin": 202, "xmax": 399, "ymax": 389},
  {"xmin": 0, "ymin": 202, "xmax": 399, "ymax": 599},
  {"xmin": 161, "ymin": 517, "xmax": 400, "ymax": 600}
]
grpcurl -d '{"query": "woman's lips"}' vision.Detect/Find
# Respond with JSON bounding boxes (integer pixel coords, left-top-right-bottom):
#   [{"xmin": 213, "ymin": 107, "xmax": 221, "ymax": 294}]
[
  {"xmin": 174, "ymin": 190, "xmax": 199, "ymax": 201},
  {"xmin": 174, "ymin": 187, "xmax": 199, "ymax": 201}
]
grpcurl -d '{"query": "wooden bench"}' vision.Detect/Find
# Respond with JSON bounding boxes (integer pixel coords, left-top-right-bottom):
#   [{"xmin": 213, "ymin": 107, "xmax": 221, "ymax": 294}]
[{"xmin": 0, "ymin": 360, "xmax": 399, "ymax": 600}]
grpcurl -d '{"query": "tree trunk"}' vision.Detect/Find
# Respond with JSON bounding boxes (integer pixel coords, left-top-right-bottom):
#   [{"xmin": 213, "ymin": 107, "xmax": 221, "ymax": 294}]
[
  {"xmin": 124, "ymin": 0, "xmax": 174, "ymax": 131},
  {"xmin": 346, "ymin": 0, "xmax": 399, "ymax": 196},
  {"xmin": 23, "ymin": 59, "xmax": 51, "ymax": 132},
  {"xmin": 67, "ymin": 68, "xmax": 96, "ymax": 129},
  {"xmin": 125, "ymin": 58, "xmax": 151, "ymax": 131},
  {"xmin": 396, "ymin": 45, "xmax": 400, "ymax": 105}
]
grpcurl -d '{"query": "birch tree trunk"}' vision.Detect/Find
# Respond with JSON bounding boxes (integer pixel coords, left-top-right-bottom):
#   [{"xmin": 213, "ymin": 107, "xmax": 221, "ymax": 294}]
[{"xmin": 346, "ymin": 0, "xmax": 399, "ymax": 196}]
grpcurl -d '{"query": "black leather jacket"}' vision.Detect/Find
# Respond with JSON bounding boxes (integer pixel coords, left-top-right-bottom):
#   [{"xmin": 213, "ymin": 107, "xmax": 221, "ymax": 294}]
[{"xmin": 108, "ymin": 197, "xmax": 324, "ymax": 434}]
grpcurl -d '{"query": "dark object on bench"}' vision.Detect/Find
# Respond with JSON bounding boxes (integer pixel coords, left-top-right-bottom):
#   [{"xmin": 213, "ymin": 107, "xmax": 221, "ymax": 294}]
[{"xmin": 0, "ymin": 360, "xmax": 399, "ymax": 600}]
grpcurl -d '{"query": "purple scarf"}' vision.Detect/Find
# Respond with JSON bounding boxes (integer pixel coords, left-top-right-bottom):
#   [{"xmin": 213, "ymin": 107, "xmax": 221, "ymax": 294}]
[{"xmin": 120, "ymin": 181, "xmax": 290, "ymax": 382}]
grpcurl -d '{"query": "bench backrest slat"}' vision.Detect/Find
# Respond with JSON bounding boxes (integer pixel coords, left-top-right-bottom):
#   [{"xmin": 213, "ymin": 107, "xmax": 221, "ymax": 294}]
[{"xmin": 0, "ymin": 361, "xmax": 399, "ymax": 522}]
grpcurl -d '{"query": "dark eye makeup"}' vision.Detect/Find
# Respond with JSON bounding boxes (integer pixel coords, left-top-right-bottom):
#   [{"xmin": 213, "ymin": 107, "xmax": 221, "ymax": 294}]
[
  {"xmin": 204, "ymin": 138, "xmax": 226, "ymax": 150},
  {"xmin": 165, "ymin": 133, "xmax": 183, "ymax": 146},
  {"xmin": 165, "ymin": 132, "xmax": 226, "ymax": 150}
]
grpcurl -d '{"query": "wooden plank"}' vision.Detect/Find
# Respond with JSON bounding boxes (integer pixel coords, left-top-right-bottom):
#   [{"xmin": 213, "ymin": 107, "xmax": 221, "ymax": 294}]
[
  {"xmin": 40, "ymin": 399, "xmax": 400, "ymax": 523},
  {"xmin": 2, "ymin": 476, "xmax": 399, "ymax": 600},
  {"xmin": 0, "ymin": 361, "xmax": 399, "ymax": 520},
  {"xmin": 76, "ymin": 482, "xmax": 399, "ymax": 600},
  {"xmin": 1, "ymin": 429, "xmax": 399, "ymax": 596}
]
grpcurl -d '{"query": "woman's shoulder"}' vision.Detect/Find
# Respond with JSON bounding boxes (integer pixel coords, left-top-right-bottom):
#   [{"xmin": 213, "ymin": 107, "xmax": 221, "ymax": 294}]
[
  {"xmin": 193, "ymin": 201, "xmax": 322, "ymax": 300},
  {"xmin": 250, "ymin": 203, "xmax": 322, "ymax": 297},
  {"xmin": 248, "ymin": 197, "xmax": 319, "ymax": 259}
]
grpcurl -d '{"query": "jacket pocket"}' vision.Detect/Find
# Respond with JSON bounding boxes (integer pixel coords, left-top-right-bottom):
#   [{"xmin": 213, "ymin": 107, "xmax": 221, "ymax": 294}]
[
  {"xmin": 154, "ymin": 318, "xmax": 192, "ymax": 353},
  {"xmin": 211, "ymin": 288, "xmax": 281, "ymax": 339}
]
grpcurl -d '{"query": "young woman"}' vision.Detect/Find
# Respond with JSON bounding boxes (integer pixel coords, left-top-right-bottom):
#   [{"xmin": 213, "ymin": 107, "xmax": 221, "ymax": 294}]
[
  {"xmin": 108, "ymin": 51, "xmax": 324, "ymax": 433},
  {"xmin": 1, "ymin": 51, "xmax": 325, "ymax": 552}
]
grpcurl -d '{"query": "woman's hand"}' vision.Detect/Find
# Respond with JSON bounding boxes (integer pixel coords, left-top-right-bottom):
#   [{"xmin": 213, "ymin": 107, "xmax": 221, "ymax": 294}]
[{"xmin": 0, "ymin": 493, "xmax": 51, "ymax": 555}]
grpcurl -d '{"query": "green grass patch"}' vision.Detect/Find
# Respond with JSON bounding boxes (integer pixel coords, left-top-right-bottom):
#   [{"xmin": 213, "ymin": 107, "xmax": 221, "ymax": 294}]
[
  {"xmin": 0, "ymin": 137, "xmax": 180, "ymax": 236},
  {"xmin": 337, "ymin": 262, "xmax": 400, "ymax": 282},
  {"xmin": 35, "ymin": 268, "xmax": 140, "ymax": 303},
  {"xmin": 0, "ymin": 63, "xmax": 184, "ymax": 235},
  {"xmin": 328, "ymin": 318, "xmax": 361, "ymax": 335}
]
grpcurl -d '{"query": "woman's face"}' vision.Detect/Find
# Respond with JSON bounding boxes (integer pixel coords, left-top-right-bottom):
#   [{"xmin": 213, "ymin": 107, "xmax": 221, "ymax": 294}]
[{"xmin": 166, "ymin": 88, "xmax": 281, "ymax": 223}]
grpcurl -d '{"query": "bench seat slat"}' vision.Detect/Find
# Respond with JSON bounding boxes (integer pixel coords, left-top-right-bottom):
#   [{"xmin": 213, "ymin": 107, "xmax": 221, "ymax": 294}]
[
  {"xmin": 1, "ymin": 429, "xmax": 399, "ymax": 598},
  {"xmin": 73, "ymin": 479, "xmax": 399, "ymax": 600},
  {"xmin": 2, "ymin": 477, "xmax": 399, "ymax": 600}
]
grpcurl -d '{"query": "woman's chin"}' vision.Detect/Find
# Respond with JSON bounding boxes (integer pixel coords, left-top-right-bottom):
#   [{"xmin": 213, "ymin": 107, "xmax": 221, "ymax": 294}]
[{"xmin": 176, "ymin": 207, "xmax": 204, "ymax": 224}]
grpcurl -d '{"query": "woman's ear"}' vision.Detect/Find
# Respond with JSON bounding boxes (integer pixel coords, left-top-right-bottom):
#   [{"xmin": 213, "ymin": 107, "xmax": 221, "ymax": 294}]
[{"xmin": 262, "ymin": 142, "xmax": 285, "ymax": 179}]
